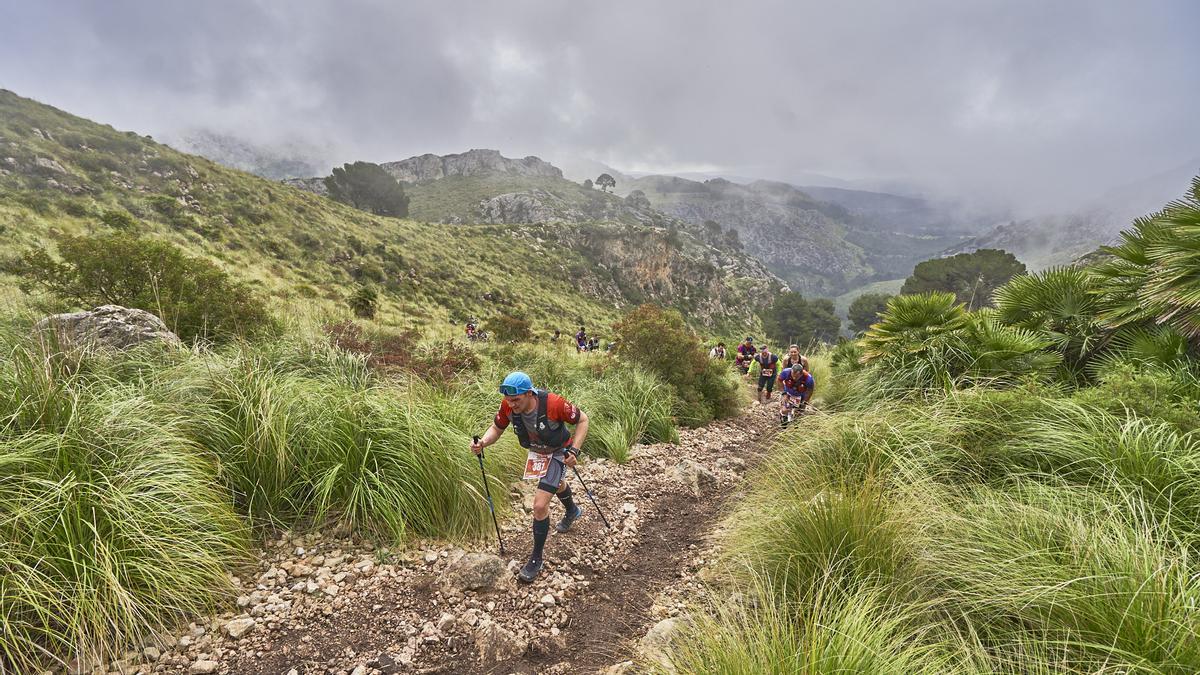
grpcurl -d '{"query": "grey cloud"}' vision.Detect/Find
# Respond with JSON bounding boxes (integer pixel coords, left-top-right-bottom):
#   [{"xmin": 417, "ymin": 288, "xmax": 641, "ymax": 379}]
[{"xmin": 1, "ymin": 0, "xmax": 1197, "ymax": 211}]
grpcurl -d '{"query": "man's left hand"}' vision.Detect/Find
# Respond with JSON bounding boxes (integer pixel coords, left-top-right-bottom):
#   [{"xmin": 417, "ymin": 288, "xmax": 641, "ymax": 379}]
[{"xmin": 563, "ymin": 446, "xmax": 579, "ymax": 467}]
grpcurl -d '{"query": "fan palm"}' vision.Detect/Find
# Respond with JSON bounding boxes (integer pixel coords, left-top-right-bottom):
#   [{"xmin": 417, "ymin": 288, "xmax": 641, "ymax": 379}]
[
  {"xmin": 1094, "ymin": 176, "xmax": 1200, "ymax": 340},
  {"xmin": 959, "ymin": 310, "xmax": 1062, "ymax": 380},
  {"xmin": 860, "ymin": 292, "xmax": 968, "ymax": 363},
  {"xmin": 993, "ymin": 267, "xmax": 1105, "ymax": 373}
]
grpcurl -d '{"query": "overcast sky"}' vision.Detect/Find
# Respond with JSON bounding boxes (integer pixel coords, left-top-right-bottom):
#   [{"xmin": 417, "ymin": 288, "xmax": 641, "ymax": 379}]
[{"xmin": 2, "ymin": 0, "xmax": 1198, "ymax": 211}]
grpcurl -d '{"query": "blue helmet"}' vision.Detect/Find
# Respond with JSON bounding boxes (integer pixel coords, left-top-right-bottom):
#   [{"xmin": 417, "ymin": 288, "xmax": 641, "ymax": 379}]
[{"xmin": 499, "ymin": 371, "xmax": 533, "ymax": 396}]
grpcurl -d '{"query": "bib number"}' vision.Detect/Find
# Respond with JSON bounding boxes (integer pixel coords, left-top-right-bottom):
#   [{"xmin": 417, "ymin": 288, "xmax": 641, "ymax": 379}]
[
  {"xmin": 523, "ymin": 451, "xmax": 551, "ymax": 480},
  {"xmin": 761, "ymin": 369, "xmax": 775, "ymax": 377}
]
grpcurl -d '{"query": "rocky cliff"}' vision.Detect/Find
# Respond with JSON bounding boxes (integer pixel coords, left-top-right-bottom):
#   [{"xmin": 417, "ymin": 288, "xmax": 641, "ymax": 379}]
[
  {"xmin": 629, "ymin": 175, "xmax": 970, "ymax": 297},
  {"xmin": 380, "ymin": 149, "xmax": 562, "ymax": 184}
]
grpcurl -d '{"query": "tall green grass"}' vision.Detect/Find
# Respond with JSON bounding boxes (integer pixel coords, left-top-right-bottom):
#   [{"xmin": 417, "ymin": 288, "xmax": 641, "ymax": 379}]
[
  {"xmin": 659, "ymin": 578, "xmax": 964, "ymax": 674},
  {"xmin": 670, "ymin": 376, "xmax": 1200, "ymax": 674},
  {"xmin": 0, "ymin": 329, "xmax": 690, "ymax": 669},
  {"xmin": 0, "ymin": 350, "xmax": 247, "ymax": 671}
]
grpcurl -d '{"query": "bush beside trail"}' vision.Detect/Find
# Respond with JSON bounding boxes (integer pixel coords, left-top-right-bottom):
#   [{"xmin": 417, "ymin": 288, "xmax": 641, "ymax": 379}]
[
  {"xmin": 612, "ymin": 304, "xmax": 743, "ymax": 426},
  {"xmin": 0, "ymin": 320, "xmax": 687, "ymax": 671}
]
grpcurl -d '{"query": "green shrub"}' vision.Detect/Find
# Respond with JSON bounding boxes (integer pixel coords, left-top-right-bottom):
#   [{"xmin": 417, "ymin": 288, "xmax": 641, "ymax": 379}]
[
  {"xmin": 12, "ymin": 231, "xmax": 274, "ymax": 343},
  {"xmin": 99, "ymin": 208, "xmax": 139, "ymax": 230},
  {"xmin": 613, "ymin": 304, "xmax": 742, "ymax": 425},
  {"xmin": 324, "ymin": 162, "xmax": 410, "ymax": 217},
  {"xmin": 349, "ymin": 284, "xmax": 379, "ymax": 319},
  {"xmin": 487, "ymin": 314, "xmax": 533, "ymax": 343},
  {"xmin": 1072, "ymin": 365, "xmax": 1200, "ymax": 432},
  {"xmin": 579, "ymin": 367, "xmax": 677, "ymax": 462},
  {"xmin": 659, "ymin": 580, "xmax": 964, "ymax": 675},
  {"xmin": 930, "ymin": 483, "xmax": 1200, "ymax": 672}
]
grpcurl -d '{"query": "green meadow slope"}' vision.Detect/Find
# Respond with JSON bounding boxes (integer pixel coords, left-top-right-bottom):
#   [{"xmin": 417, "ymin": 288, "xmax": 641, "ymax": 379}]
[{"xmin": 0, "ymin": 90, "xmax": 781, "ymax": 334}]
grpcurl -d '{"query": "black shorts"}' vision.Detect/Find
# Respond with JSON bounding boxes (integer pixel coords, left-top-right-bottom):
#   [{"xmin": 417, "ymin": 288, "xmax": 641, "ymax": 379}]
[
  {"xmin": 757, "ymin": 373, "xmax": 776, "ymax": 392},
  {"xmin": 536, "ymin": 449, "xmax": 569, "ymax": 494}
]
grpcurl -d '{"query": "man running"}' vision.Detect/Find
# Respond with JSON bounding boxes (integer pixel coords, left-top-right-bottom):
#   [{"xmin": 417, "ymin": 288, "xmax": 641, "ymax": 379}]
[
  {"xmin": 575, "ymin": 326, "xmax": 588, "ymax": 352},
  {"xmin": 781, "ymin": 344, "xmax": 809, "ymax": 372},
  {"xmin": 778, "ymin": 366, "xmax": 815, "ymax": 426},
  {"xmin": 752, "ymin": 345, "xmax": 780, "ymax": 404},
  {"xmin": 471, "ymin": 372, "xmax": 589, "ymax": 583},
  {"xmin": 735, "ymin": 337, "xmax": 756, "ymax": 374}
]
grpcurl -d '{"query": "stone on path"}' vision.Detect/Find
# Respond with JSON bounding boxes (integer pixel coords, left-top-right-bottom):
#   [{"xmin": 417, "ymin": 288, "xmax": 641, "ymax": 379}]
[
  {"xmin": 442, "ymin": 551, "xmax": 509, "ymax": 592},
  {"xmin": 639, "ymin": 618, "xmax": 679, "ymax": 671},
  {"xmin": 223, "ymin": 616, "xmax": 256, "ymax": 639},
  {"xmin": 188, "ymin": 660, "xmax": 219, "ymax": 674},
  {"xmin": 475, "ymin": 619, "xmax": 527, "ymax": 665},
  {"xmin": 666, "ymin": 459, "xmax": 717, "ymax": 497}
]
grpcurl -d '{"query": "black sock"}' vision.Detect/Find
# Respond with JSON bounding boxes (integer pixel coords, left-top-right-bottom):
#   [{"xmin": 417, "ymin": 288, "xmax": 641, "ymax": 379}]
[
  {"xmin": 557, "ymin": 487, "xmax": 576, "ymax": 514},
  {"xmin": 531, "ymin": 517, "xmax": 550, "ymax": 561}
]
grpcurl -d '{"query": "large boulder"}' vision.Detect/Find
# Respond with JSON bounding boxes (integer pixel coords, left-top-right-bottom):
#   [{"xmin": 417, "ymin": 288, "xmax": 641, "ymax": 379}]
[
  {"xmin": 33, "ymin": 305, "xmax": 182, "ymax": 351},
  {"xmin": 442, "ymin": 551, "xmax": 509, "ymax": 592},
  {"xmin": 666, "ymin": 459, "xmax": 717, "ymax": 498}
]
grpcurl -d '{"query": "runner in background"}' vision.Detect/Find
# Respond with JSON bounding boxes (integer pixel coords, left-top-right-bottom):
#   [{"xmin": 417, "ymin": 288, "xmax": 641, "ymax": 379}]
[{"xmin": 752, "ymin": 344, "xmax": 779, "ymax": 404}]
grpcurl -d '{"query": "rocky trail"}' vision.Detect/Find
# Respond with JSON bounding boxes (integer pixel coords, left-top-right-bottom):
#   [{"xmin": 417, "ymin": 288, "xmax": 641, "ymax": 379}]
[{"xmin": 122, "ymin": 403, "xmax": 777, "ymax": 675}]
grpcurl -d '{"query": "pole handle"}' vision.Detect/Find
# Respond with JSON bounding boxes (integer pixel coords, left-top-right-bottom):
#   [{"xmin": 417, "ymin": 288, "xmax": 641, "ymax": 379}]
[{"xmin": 473, "ymin": 435, "xmax": 483, "ymax": 459}]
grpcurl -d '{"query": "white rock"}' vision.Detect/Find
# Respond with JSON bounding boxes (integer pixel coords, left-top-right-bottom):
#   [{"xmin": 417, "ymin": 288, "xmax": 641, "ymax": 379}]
[
  {"xmin": 223, "ymin": 617, "xmax": 256, "ymax": 639},
  {"xmin": 540, "ymin": 594, "xmax": 556, "ymax": 607},
  {"xmin": 188, "ymin": 660, "xmax": 219, "ymax": 674}
]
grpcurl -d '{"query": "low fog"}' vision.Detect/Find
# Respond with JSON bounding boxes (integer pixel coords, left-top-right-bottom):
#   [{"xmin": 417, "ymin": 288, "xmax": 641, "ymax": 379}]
[{"xmin": 2, "ymin": 0, "xmax": 1197, "ymax": 213}]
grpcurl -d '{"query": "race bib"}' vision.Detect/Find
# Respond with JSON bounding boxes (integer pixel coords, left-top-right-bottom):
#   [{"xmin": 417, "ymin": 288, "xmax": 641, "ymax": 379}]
[
  {"xmin": 523, "ymin": 451, "xmax": 551, "ymax": 480},
  {"xmin": 761, "ymin": 369, "xmax": 775, "ymax": 377}
]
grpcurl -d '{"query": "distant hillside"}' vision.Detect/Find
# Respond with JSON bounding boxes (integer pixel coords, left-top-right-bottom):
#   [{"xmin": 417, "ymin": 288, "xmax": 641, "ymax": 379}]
[
  {"xmin": 946, "ymin": 158, "xmax": 1200, "ymax": 269},
  {"xmin": 0, "ymin": 90, "xmax": 782, "ymax": 333},
  {"xmin": 627, "ymin": 175, "xmax": 972, "ymax": 297},
  {"xmin": 284, "ymin": 150, "xmax": 777, "ymax": 283}
]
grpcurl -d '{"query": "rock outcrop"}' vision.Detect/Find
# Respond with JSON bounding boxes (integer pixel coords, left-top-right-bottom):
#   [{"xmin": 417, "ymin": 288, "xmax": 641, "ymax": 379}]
[
  {"xmin": 477, "ymin": 190, "xmax": 567, "ymax": 224},
  {"xmin": 381, "ymin": 149, "xmax": 562, "ymax": 184},
  {"xmin": 281, "ymin": 176, "xmax": 328, "ymax": 196},
  {"xmin": 33, "ymin": 305, "xmax": 182, "ymax": 351}
]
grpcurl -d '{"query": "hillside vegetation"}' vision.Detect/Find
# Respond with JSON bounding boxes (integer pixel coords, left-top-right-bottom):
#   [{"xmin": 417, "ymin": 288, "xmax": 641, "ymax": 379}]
[
  {"xmin": 658, "ymin": 176, "xmax": 1200, "ymax": 674},
  {"xmin": 0, "ymin": 298, "xmax": 745, "ymax": 670},
  {"xmin": 0, "ymin": 90, "xmax": 777, "ymax": 334}
]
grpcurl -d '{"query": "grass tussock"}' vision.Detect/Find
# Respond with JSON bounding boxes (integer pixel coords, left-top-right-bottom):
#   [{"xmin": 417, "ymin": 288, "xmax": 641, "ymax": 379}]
[
  {"xmin": 0, "ymin": 327, "xmax": 686, "ymax": 669},
  {"xmin": 665, "ymin": 368, "xmax": 1200, "ymax": 674}
]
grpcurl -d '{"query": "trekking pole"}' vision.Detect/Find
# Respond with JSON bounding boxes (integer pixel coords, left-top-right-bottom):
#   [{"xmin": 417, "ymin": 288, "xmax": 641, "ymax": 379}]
[
  {"xmin": 569, "ymin": 464, "xmax": 612, "ymax": 530},
  {"xmin": 474, "ymin": 436, "xmax": 506, "ymax": 555}
]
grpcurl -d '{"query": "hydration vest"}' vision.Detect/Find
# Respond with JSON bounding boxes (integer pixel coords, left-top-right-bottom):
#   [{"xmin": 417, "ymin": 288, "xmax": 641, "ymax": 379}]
[
  {"xmin": 511, "ymin": 389, "xmax": 572, "ymax": 453},
  {"xmin": 755, "ymin": 352, "xmax": 778, "ymax": 377}
]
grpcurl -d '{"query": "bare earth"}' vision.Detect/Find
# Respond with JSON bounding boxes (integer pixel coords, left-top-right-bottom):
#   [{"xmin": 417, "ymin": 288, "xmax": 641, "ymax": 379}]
[{"xmin": 135, "ymin": 403, "xmax": 777, "ymax": 675}]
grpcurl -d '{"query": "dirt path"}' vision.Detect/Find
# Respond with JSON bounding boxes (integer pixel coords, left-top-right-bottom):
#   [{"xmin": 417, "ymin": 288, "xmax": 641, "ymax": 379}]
[{"xmin": 145, "ymin": 402, "xmax": 777, "ymax": 675}]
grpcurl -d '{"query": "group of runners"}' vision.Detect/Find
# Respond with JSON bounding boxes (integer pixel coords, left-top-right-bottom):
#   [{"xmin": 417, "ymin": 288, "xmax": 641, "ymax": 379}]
[
  {"xmin": 714, "ymin": 336, "xmax": 814, "ymax": 423},
  {"xmin": 472, "ymin": 335, "xmax": 815, "ymax": 583},
  {"xmin": 547, "ymin": 327, "xmax": 611, "ymax": 352}
]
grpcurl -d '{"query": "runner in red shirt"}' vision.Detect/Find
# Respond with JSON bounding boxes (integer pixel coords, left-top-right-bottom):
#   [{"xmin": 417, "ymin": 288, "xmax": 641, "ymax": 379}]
[{"xmin": 472, "ymin": 371, "xmax": 590, "ymax": 583}]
